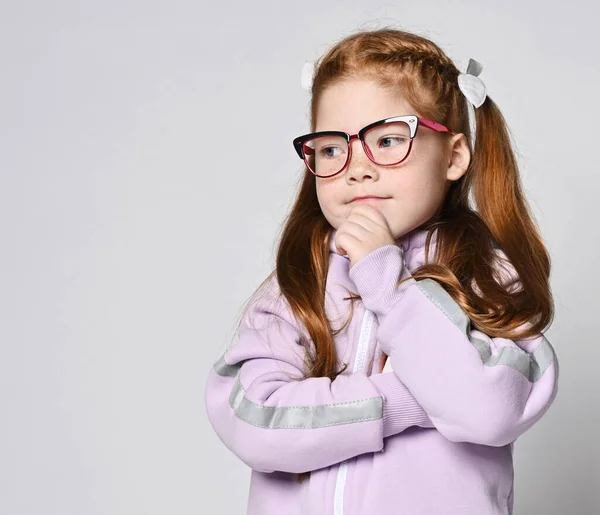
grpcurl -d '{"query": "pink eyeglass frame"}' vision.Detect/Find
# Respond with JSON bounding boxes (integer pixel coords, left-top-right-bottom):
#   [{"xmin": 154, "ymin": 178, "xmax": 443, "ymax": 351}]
[{"xmin": 292, "ymin": 115, "xmax": 455, "ymax": 178}]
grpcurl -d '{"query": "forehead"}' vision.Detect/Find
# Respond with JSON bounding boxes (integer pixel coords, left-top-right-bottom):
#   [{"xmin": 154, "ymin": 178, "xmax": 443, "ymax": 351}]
[{"xmin": 315, "ymin": 78, "xmax": 416, "ymax": 133}]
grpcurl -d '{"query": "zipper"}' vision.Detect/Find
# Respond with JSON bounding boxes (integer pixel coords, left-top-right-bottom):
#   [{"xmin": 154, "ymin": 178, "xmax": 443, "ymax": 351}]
[{"xmin": 333, "ymin": 307, "xmax": 375, "ymax": 515}]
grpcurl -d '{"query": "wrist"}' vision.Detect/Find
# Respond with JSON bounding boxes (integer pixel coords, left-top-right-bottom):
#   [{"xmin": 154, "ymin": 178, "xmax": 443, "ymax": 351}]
[
  {"xmin": 349, "ymin": 245, "xmax": 417, "ymax": 318},
  {"xmin": 371, "ymin": 372, "xmax": 435, "ymax": 437}
]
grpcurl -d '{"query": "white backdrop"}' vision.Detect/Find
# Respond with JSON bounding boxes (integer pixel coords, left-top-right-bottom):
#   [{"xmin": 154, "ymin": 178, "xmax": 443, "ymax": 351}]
[{"xmin": 1, "ymin": 0, "xmax": 597, "ymax": 513}]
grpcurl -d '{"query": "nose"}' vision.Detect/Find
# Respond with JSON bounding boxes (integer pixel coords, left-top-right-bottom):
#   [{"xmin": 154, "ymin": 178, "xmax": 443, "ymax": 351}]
[{"xmin": 345, "ymin": 136, "xmax": 378, "ymax": 180}]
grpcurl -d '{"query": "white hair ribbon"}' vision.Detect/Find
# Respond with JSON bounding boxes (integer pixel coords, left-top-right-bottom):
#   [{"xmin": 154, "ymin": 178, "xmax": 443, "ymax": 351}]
[
  {"xmin": 457, "ymin": 58, "xmax": 486, "ymax": 108},
  {"xmin": 301, "ymin": 61, "xmax": 315, "ymax": 91},
  {"xmin": 458, "ymin": 58, "xmax": 486, "ymax": 152}
]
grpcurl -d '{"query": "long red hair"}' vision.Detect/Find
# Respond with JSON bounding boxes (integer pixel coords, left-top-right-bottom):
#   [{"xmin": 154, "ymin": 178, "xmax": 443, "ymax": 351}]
[{"xmin": 231, "ymin": 27, "xmax": 554, "ymax": 484}]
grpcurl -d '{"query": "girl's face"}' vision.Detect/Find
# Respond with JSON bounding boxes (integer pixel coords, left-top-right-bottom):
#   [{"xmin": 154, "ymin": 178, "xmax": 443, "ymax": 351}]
[{"xmin": 315, "ymin": 78, "xmax": 470, "ymax": 240}]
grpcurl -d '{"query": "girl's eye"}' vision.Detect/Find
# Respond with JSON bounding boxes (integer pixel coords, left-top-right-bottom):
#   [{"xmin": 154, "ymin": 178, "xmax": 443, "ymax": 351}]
[
  {"xmin": 320, "ymin": 146, "xmax": 343, "ymax": 158},
  {"xmin": 379, "ymin": 136, "xmax": 408, "ymax": 148}
]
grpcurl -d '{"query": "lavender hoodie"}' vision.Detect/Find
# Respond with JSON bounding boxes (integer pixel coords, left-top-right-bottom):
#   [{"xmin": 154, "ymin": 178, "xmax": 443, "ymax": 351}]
[{"xmin": 204, "ymin": 226, "xmax": 559, "ymax": 515}]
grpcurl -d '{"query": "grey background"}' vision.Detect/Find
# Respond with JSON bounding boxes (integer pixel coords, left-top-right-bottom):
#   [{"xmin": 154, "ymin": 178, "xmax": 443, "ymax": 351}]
[{"xmin": 1, "ymin": 0, "xmax": 597, "ymax": 513}]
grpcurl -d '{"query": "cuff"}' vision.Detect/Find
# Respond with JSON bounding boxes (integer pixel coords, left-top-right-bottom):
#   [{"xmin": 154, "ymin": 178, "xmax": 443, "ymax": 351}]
[
  {"xmin": 348, "ymin": 245, "xmax": 417, "ymax": 318},
  {"xmin": 370, "ymin": 372, "xmax": 435, "ymax": 438}
]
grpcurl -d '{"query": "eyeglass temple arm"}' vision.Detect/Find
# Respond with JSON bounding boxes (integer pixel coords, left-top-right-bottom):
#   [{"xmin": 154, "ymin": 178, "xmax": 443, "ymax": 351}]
[{"xmin": 419, "ymin": 118, "xmax": 455, "ymax": 135}]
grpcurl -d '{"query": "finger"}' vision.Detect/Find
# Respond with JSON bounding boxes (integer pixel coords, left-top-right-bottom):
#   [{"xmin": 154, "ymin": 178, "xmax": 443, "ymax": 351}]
[
  {"xmin": 338, "ymin": 219, "xmax": 373, "ymax": 245},
  {"xmin": 348, "ymin": 204, "xmax": 388, "ymax": 228},
  {"xmin": 344, "ymin": 213, "xmax": 382, "ymax": 234},
  {"xmin": 335, "ymin": 230, "xmax": 361, "ymax": 255},
  {"xmin": 346, "ymin": 208, "xmax": 389, "ymax": 234}
]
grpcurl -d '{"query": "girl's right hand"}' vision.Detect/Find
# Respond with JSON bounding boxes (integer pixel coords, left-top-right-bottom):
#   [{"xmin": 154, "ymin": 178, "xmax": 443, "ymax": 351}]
[{"xmin": 379, "ymin": 352, "xmax": 394, "ymax": 373}]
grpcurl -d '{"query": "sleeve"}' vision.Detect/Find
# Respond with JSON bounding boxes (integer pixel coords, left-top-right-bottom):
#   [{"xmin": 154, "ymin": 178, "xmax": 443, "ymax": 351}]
[
  {"xmin": 348, "ymin": 244, "xmax": 559, "ymax": 448},
  {"xmin": 203, "ymin": 277, "xmax": 434, "ymax": 474}
]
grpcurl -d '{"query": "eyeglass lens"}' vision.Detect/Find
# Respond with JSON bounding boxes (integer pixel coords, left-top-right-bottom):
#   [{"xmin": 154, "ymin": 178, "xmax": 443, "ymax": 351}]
[{"xmin": 304, "ymin": 121, "xmax": 411, "ymax": 177}]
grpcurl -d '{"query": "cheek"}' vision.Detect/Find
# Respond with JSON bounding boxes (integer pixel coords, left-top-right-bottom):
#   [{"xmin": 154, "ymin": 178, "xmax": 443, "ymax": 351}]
[
  {"xmin": 389, "ymin": 166, "xmax": 447, "ymax": 216},
  {"xmin": 316, "ymin": 178, "xmax": 341, "ymax": 203},
  {"xmin": 315, "ymin": 182, "xmax": 326, "ymax": 205},
  {"xmin": 388, "ymin": 168, "xmax": 430, "ymax": 197},
  {"xmin": 400, "ymin": 160, "xmax": 446, "ymax": 193},
  {"xmin": 315, "ymin": 182, "xmax": 338, "ymax": 215}
]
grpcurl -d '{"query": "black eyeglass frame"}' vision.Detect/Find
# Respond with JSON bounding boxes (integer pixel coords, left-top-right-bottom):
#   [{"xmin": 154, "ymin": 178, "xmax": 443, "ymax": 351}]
[{"xmin": 292, "ymin": 115, "xmax": 456, "ymax": 178}]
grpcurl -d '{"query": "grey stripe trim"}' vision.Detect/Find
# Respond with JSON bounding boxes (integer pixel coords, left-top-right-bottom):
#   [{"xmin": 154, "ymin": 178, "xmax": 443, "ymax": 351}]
[
  {"xmin": 212, "ymin": 355, "xmax": 383, "ymax": 429},
  {"xmin": 214, "ymin": 355, "xmax": 241, "ymax": 377},
  {"xmin": 416, "ymin": 279, "xmax": 556, "ymax": 382}
]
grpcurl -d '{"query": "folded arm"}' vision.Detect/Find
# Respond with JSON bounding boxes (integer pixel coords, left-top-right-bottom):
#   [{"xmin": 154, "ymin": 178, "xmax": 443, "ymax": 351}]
[
  {"xmin": 349, "ymin": 245, "xmax": 559, "ymax": 447},
  {"xmin": 204, "ymin": 277, "xmax": 434, "ymax": 474}
]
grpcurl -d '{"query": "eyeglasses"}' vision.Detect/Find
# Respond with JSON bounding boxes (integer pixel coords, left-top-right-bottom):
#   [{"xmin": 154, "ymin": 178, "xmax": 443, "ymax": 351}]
[{"xmin": 292, "ymin": 115, "xmax": 455, "ymax": 178}]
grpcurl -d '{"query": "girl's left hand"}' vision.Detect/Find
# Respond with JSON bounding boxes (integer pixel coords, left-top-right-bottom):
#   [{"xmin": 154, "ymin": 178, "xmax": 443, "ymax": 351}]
[{"xmin": 334, "ymin": 204, "xmax": 396, "ymax": 269}]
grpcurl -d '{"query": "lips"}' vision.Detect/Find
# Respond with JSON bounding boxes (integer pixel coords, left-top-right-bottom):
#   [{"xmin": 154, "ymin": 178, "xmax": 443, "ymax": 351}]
[{"xmin": 349, "ymin": 195, "xmax": 389, "ymax": 202}]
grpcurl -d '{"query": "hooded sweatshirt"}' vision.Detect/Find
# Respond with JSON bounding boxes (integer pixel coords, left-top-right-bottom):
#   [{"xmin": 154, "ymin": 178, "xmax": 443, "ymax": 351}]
[{"xmin": 204, "ymin": 225, "xmax": 559, "ymax": 515}]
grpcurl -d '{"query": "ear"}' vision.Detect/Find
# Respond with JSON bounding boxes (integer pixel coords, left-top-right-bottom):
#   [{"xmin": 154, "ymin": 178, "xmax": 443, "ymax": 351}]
[{"xmin": 446, "ymin": 133, "xmax": 471, "ymax": 181}]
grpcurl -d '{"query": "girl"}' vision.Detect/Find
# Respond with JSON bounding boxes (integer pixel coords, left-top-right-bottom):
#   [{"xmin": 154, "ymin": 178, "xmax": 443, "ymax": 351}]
[{"xmin": 204, "ymin": 28, "xmax": 559, "ymax": 515}]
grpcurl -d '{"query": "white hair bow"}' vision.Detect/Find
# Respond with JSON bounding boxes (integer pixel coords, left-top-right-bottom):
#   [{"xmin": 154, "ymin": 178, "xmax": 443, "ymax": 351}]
[
  {"xmin": 301, "ymin": 61, "xmax": 314, "ymax": 91},
  {"xmin": 457, "ymin": 58, "xmax": 486, "ymax": 109}
]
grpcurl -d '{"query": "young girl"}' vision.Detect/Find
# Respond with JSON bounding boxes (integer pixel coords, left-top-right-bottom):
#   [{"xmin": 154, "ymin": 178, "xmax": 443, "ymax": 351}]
[{"xmin": 204, "ymin": 28, "xmax": 559, "ymax": 515}]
